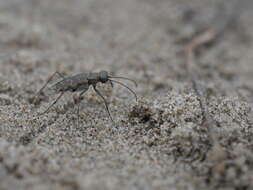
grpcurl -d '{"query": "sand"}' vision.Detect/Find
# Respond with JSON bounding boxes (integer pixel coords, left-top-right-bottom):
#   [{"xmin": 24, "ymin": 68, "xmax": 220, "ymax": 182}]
[{"xmin": 0, "ymin": 0, "xmax": 253, "ymax": 189}]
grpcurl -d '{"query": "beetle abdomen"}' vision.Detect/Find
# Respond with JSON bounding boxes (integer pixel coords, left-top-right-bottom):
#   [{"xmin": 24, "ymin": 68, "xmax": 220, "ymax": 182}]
[{"xmin": 51, "ymin": 75, "xmax": 89, "ymax": 92}]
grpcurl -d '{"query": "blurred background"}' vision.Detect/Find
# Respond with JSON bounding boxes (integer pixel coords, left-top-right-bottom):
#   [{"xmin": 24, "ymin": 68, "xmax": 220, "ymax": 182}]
[{"xmin": 0, "ymin": 0, "xmax": 252, "ymax": 101}]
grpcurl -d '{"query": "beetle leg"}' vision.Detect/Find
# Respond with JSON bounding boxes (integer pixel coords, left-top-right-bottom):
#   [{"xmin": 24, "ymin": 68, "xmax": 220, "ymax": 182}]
[
  {"xmin": 36, "ymin": 71, "xmax": 65, "ymax": 95},
  {"xmin": 76, "ymin": 88, "xmax": 89, "ymax": 127},
  {"xmin": 109, "ymin": 80, "xmax": 114, "ymax": 88},
  {"xmin": 93, "ymin": 85, "xmax": 114, "ymax": 122},
  {"xmin": 39, "ymin": 91, "xmax": 65, "ymax": 115}
]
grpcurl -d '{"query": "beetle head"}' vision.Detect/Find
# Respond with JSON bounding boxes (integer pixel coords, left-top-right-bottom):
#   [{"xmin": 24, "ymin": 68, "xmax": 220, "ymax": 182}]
[{"xmin": 99, "ymin": 70, "xmax": 109, "ymax": 83}]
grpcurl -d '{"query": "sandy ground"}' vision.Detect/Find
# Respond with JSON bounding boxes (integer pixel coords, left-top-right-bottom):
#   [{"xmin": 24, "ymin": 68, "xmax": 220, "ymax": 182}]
[{"xmin": 0, "ymin": 0, "xmax": 253, "ymax": 189}]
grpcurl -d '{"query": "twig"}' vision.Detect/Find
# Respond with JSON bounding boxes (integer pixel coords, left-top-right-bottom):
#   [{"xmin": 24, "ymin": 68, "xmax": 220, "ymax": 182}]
[
  {"xmin": 184, "ymin": 32, "xmax": 218, "ymax": 145},
  {"xmin": 183, "ymin": 0, "xmax": 245, "ymax": 145}
]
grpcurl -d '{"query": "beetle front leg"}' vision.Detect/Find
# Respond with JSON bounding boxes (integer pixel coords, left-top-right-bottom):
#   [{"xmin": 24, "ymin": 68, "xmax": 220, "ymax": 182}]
[{"xmin": 93, "ymin": 85, "xmax": 114, "ymax": 123}]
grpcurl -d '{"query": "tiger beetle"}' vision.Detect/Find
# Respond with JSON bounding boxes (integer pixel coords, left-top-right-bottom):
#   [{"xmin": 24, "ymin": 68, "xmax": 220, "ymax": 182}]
[{"xmin": 34, "ymin": 71, "xmax": 137, "ymax": 125}]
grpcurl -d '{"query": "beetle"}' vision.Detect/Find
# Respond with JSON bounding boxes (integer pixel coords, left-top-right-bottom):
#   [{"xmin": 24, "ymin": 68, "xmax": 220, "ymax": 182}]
[{"xmin": 34, "ymin": 70, "xmax": 137, "ymax": 124}]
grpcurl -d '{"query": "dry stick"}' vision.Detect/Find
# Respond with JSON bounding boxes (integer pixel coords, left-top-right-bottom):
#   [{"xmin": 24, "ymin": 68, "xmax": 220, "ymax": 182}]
[
  {"xmin": 184, "ymin": 30, "xmax": 218, "ymax": 145},
  {"xmin": 184, "ymin": 0, "xmax": 245, "ymax": 146},
  {"xmin": 181, "ymin": 1, "xmax": 250, "ymax": 177},
  {"xmin": 184, "ymin": 32, "xmax": 229, "ymax": 175},
  {"xmin": 184, "ymin": 30, "xmax": 230, "ymax": 179}
]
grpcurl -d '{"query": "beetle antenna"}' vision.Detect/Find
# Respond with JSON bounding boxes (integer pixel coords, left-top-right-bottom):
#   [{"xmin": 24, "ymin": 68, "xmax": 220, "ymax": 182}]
[
  {"xmin": 109, "ymin": 76, "xmax": 137, "ymax": 87},
  {"xmin": 109, "ymin": 79, "xmax": 137, "ymax": 101}
]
